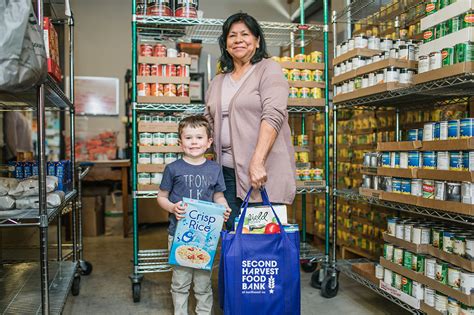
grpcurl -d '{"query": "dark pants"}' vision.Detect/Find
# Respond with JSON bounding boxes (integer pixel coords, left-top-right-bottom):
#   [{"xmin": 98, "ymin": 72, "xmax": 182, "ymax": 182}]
[{"xmin": 223, "ymin": 166, "xmax": 267, "ymax": 231}]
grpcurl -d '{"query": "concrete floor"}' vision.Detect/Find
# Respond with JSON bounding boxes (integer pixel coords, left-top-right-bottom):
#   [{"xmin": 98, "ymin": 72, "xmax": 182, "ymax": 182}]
[{"xmin": 63, "ymin": 225, "xmax": 409, "ymax": 315}]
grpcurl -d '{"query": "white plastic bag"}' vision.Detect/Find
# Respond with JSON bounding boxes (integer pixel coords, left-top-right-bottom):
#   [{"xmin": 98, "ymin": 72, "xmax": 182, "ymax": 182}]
[
  {"xmin": 9, "ymin": 176, "xmax": 58, "ymax": 197},
  {"xmin": 15, "ymin": 191, "xmax": 65, "ymax": 209},
  {"xmin": 0, "ymin": 196, "xmax": 15, "ymax": 210},
  {"xmin": 0, "ymin": 177, "xmax": 19, "ymax": 196},
  {"xmin": 0, "ymin": 0, "xmax": 47, "ymax": 92}
]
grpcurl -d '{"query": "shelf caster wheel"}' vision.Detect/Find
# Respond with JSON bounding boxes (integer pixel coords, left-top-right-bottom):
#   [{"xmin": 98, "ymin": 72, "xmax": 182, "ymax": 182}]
[
  {"xmin": 80, "ymin": 260, "xmax": 93, "ymax": 276},
  {"xmin": 310, "ymin": 267, "xmax": 323, "ymax": 289},
  {"xmin": 301, "ymin": 261, "xmax": 318, "ymax": 273},
  {"xmin": 71, "ymin": 275, "xmax": 81, "ymax": 296},
  {"xmin": 321, "ymin": 272, "xmax": 339, "ymax": 299},
  {"xmin": 132, "ymin": 283, "xmax": 141, "ymax": 303}
]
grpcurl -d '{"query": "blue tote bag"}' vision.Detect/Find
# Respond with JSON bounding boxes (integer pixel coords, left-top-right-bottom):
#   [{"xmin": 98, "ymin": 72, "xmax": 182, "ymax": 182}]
[{"xmin": 219, "ymin": 188, "xmax": 300, "ymax": 315}]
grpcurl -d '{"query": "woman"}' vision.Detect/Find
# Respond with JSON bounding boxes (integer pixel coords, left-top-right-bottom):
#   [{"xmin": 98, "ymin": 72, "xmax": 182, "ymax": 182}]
[{"xmin": 205, "ymin": 12, "xmax": 296, "ymax": 230}]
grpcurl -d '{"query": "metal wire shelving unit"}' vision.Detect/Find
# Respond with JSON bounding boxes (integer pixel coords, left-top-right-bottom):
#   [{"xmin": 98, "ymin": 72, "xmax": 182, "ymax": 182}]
[
  {"xmin": 0, "ymin": 1, "xmax": 84, "ymax": 313},
  {"xmin": 329, "ymin": 1, "xmax": 474, "ymax": 311},
  {"xmin": 130, "ymin": 0, "xmax": 332, "ymax": 302}
]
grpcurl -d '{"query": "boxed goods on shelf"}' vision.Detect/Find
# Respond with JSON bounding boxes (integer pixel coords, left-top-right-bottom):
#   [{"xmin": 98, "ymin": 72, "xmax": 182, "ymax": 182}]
[{"xmin": 43, "ymin": 17, "xmax": 62, "ymax": 83}]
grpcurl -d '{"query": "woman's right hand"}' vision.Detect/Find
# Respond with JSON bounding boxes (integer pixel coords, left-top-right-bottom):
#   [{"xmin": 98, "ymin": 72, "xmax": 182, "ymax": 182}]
[{"xmin": 172, "ymin": 202, "xmax": 187, "ymax": 220}]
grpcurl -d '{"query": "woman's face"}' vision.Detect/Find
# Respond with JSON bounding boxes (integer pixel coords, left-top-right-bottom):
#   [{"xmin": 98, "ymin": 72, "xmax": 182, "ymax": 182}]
[{"xmin": 226, "ymin": 21, "xmax": 260, "ymax": 64}]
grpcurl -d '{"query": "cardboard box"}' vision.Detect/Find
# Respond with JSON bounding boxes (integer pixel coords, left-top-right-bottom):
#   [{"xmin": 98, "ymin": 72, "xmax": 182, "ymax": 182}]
[
  {"xmin": 383, "ymin": 232, "xmax": 429, "ymax": 254},
  {"xmin": 418, "ymin": 198, "xmax": 474, "ymax": 216},
  {"xmin": 379, "ymin": 281, "xmax": 421, "ymax": 309},
  {"xmin": 377, "ymin": 141, "xmax": 422, "ymax": 151},
  {"xmin": 420, "ymin": 302, "xmax": 443, "ymax": 315},
  {"xmin": 382, "ymin": 191, "xmax": 419, "ymax": 206},
  {"xmin": 43, "ymin": 17, "xmax": 62, "ymax": 82},
  {"xmin": 333, "ymin": 48, "xmax": 382, "ymax": 65},
  {"xmin": 417, "ymin": 169, "xmax": 474, "ymax": 181},
  {"xmin": 138, "ymin": 198, "xmax": 168, "ymax": 224},
  {"xmin": 380, "ymin": 257, "xmax": 474, "ymax": 306},
  {"xmin": 421, "ymin": 138, "xmax": 474, "ymax": 151},
  {"xmin": 359, "ymin": 187, "xmax": 383, "ymax": 198},
  {"xmin": 421, "ymin": 0, "xmax": 474, "ymax": 30},
  {"xmin": 82, "ymin": 196, "xmax": 104, "ymax": 237},
  {"xmin": 333, "ymin": 82, "xmax": 411, "ymax": 104},
  {"xmin": 414, "ymin": 62, "xmax": 474, "ymax": 84},
  {"xmin": 377, "ymin": 167, "xmax": 417, "ymax": 178},
  {"xmin": 351, "ymin": 262, "xmax": 380, "ymax": 285},
  {"xmin": 428, "ymin": 245, "xmax": 474, "ymax": 272}
]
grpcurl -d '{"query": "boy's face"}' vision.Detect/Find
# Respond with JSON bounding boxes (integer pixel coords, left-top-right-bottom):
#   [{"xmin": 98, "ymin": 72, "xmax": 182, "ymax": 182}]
[{"xmin": 179, "ymin": 126, "xmax": 212, "ymax": 159}]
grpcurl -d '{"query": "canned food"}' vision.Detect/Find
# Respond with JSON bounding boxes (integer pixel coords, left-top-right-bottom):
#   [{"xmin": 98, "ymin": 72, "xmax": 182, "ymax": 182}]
[
  {"xmin": 448, "ymin": 266, "xmax": 461, "ymax": 289},
  {"xmin": 401, "ymin": 276, "xmax": 412, "ymax": 295},
  {"xmin": 393, "ymin": 273, "xmax": 402, "ymax": 289},
  {"xmin": 412, "ymin": 281, "xmax": 424, "ymax": 300},
  {"xmin": 400, "ymin": 152, "xmax": 408, "ymax": 169},
  {"xmin": 450, "ymin": 151, "xmax": 463, "ymax": 170},
  {"xmin": 460, "ymin": 271, "xmax": 474, "ymax": 294},
  {"xmin": 462, "ymin": 182, "xmax": 474, "ymax": 204},
  {"xmin": 447, "ymin": 182, "xmax": 461, "ymax": 202},
  {"xmin": 408, "ymin": 151, "xmax": 421, "ymax": 168},
  {"xmin": 425, "ymin": 257, "xmax": 437, "ymax": 279},
  {"xmin": 403, "ymin": 251, "xmax": 413, "ymax": 269},
  {"xmin": 423, "ymin": 28, "xmax": 435, "ymax": 43},
  {"xmin": 282, "ymin": 68, "xmax": 289, "ymax": 79},
  {"xmin": 139, "ymin": 114, "xmax": 151, "ymax": 122},
  {"xmin": 138, "ymin": 153, "xmax": 151, "ymax": 164},
  {"xmin": 138, "ymin": 173, "xmax": 151, "ymax": 185},
  {"xmin": 176, "ymin": 65, "xmax": 190, "ymax": 77},
  {"xmin": 375, "ymin": 264, "xmax": 384, "ymax": 279},
  {"xmin": 151, "ymin": 172, "xmax": 163, "ymax": 185},
  {"xmin": 147, "ymin": 0, "xmax": 173, "ymax": 16},
  {"xmin": 404, "ymin": 223, "xmax": 414, "ymax": 242},
  {"xmin": 153, "ymin": 44, "xmax": 167, "ymax": 57},
  {"xmin": 448, "ymin": 298, "xmax": 460, "ymax": 315},
  {"xmin": 442, "ymin": 47, "xmax": 455, "ymax": 67},
  {"xmin": 387, "ymin": 218, "xmax": 398, "ymax": 236},
  {"xmin": 385, "ymin": 67, "xmax": 400, "ymax": 83},
  {"xmin": 152, "ymin": 132, "xmax": 166, "ymax": 146},
  {"xmin": 309, "ymin": 51, "xmax": 323, "ymax": 63},
  {"xmin": 443, "ymin": 231, "xmax": 455, "ymax": 253},
  {"xmin": 391, "ymin": 152, "xmax": 400, "ymax": 168},
  {"xmin": 401, "ymin": 179, "xmax": 411, "ymax": 195},
  {"xmin": 425, "ymin": 287, "xmax": 436, "ymax": 307},
  {"xmin": 140, "ymin": 44, "xmax": 153, "ymax": 57},
  {"xmin": 313, "ymin": 70, "xmax": 323, "ymax": 82},
  {"xmin": 424, "ymin": 122, "xmax": 436, "ymax": 141},
  {"xmin": 280, "ymin": 56, "xmax": 292, "ymax": 62},
  {"xmin": 385, "ymin": 243, "xmax": 395, "ymax": 260},
  {"xmin": 435, "ymin": 292, "xmax": 448, "ymax": 313},
  {"xmin": 463, "ymin": 11, "xmax": 474, "ymax": 28},
  {"xmin": 453, "ymin": 233, "xmax": 467, "ymax": 256},
  {"xmin": 383, "ymin": 176, "xmax": 393, "ymax": 192},
  {"xmin": 448, "ymin": 120, "xmax": 460, "ymax": 139},
  {"xmin": 176, "ymin": 84, "xmax": 189, "ymax": 97},
  {"xmin": 294, "ymin": 54, "xmax": 306, "ymax": 63},
  {"xmin": 434, "ymin": 181, "xmax": 447, "ymax": 200},
  {"xmin": 436, "ymin": 260, "xmax": 449, "ymax": 284},
  {"xmin": 289, "ymin": 87, "xmax": 299, "ymax": 98},
  {"xmin": 165, "ymin": 133, "xmax": 179, "ymax": 146},
  {"xmin": 150, "ymin": 64, "xmax": 161, "ymax": 76},
  {"xmin": 164, "ymin": 115, "xmax": 177, "ymax": 123},
  {"xmin": 463, "ymin": 151, "xmax": 473, "ymax": 171},
  {"xmin": 139, "ymin": 132, "xmax": 153, "ymax": 146},
  {"xmin": 384, "ymin": 268, "xmax": 393, "ymax": 285},
  {"xmin": 450, "ymin": 16, "xmax": 462, "ymax": 34},
  {"xmin": 138, "ymin": 63, "xmax": 151, "ymax": 76},
  {"xmin": 411, "ymin": 179, "xmax": 423, "ymax": 197},
  {"xmin": 455, "ymin": 42, "xmax": 474, "ymax": 63},
  {"xmin": 313, "ymin": 169, "xmax": 323, "ymax": 180},
  {"xmin": 436, "ymin": 22, "xmax": 448, "ymax": 39},
  {"xmin": 163, "ymin": 83, "xmax": 177, "ymax": 96},
  {"xmin": 460, "ymin": 118, "xmax": 474, "ymax": 138},
  {"xmin": 300, "ymin": 69, "xmax": 312, "ymax": 81},
  {"xmin": 423, "ymin": 151, "xmax": 437, "ymax": 169},
  {"xmin": 151, "ymin": 153, "xmax": 165, "ymax": 164},
  {"xmin": 396, "ymin": 222, "xmax": 405, "ymax": 239},
  {"xmin": 299, "ymin": 87, "xmax": 311, "ymax": 98},
  {"xmin": 138, "ymin": 82, "xmax": 150, "ymax": 97},
  {"xmin": 150, "ymin": 83, "xmax": 164, "ymax": 96},
  {"xmin": 419, "ymin": 55, "xmax": 430, "ymax": 73},
  {"xmin": 298, "ymin": 152, "xmax": 309, "ymax": 163},
  {"xmin": 301, "ymin": 169, "xmax": 311, "ymax": 180},
  {"xmin": 297, "ymin": 135, "xmax": 309, "ymax": 146},
  {"xmin": 394, "ymin": 247, "xmax": 404, "ymax": 264},
  {"xmin": 466, "ymin": 237, "xmax": 474, "ymax": 259},
  {"xmin": 423, "ymin": 180, "xmax": 435, "ymax": 199},
  {"xmin": 437, "ymin": 151, "xmax": 450, "ymax": 170},
  {"xmin": 381, "ymin": 152, "xmax": 391, "ymax": 167},
  {"xmin": 393, "ymin": 178, "xmax": 402, "ymax": 193},
  {"xmin": 164, "ymin": 153, "xmax": 178, "ymax": 164},
  {"xmin": 412, "ymin": 254, "xmax": 425, "ymax": 272},
  {"xmin": 175, "ymin": 0, "xmax": 198, "ymax": 18},
  {"xmin": 433, "ymin": 227, "xmax": 444, "ymax": 249},
  {"xmin": 430, "ymin": 51, "xmax": 442, "ymax": 70}
]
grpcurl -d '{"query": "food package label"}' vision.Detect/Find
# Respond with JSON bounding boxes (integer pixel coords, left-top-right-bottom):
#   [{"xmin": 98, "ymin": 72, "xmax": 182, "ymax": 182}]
[
  {"xmin": 169, "ymin": 198, "xmax": 225, "ymax": 270},
  {"xmin": 235, "ymin": 205, "xmax": 288, "ymax": 233}
]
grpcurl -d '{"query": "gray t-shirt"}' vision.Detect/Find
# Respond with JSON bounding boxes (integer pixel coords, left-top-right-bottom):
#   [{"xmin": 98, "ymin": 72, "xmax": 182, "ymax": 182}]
[{"xmin": 159, "ymin": 158, "xmax": 226, "ymax": 236}]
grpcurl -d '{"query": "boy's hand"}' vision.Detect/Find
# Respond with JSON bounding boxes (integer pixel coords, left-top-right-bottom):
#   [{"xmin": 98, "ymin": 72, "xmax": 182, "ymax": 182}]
[
  {"xmin": 172, "ymin": 202, "xmax": 187, "ymax": 220},
  {"xmin": 223, "ymin": 206, "xmax": 232, "ymax": 222}
]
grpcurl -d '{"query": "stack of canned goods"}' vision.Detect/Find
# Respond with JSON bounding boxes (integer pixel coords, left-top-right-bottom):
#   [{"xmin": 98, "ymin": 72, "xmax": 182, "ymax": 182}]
[
  {"xmin": 421, "ymin": 118, "xmax": 474, "ymax": 141},
  {"xmin": 387, "ymin": 217, "xmax": 474, "ymax": 261},
  {"xmin": 138, "ymin": 113, "xmax": 182, "ymax": 124},
  {"xmin": 376, "ymin": 264, "xmax": 425, "ymax": 300},
  {"xmin": 273, "ymin": 51, "xmax": 323, "ymax": 64},
  {"xmin": 138, "ymin": 172, "xmax": 164, "ymax": 186},
  {"xmin": 295, "ymin": 168, "xmax": 324, "ymax": 181},
  {"xmin": 136, "ymin": 0, "xmax": 199, "ymax": 18},
  {"xmin": 139, "ymin": 131, "xmax": 179, "ymax": 146},
  {"xmin": 138, "ymin": 44, "xmax": 190, "ymax": 97}
]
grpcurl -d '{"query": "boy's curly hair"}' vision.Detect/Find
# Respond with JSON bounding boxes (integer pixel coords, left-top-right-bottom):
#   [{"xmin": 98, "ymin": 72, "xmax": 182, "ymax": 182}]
[{"xmin": 178, "ymin": 115, "xmax": 212, "ymax": 139}]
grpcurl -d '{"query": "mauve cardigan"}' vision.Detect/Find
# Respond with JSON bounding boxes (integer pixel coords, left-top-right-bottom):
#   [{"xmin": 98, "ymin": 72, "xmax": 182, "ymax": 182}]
[{"xmin": 204, "ymin": 58, "xmax": 296, "ymax": 204}]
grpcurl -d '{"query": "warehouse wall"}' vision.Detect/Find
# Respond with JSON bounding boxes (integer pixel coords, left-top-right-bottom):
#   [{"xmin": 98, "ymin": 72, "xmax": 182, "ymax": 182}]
[{"xmin": 72, "ymin": 0, "xmax": 296, "ymax": 150}]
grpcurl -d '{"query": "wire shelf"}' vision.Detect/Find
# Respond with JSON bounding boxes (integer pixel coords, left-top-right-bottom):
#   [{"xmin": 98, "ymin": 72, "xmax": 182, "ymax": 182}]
[
  {"xmin": 0, "ymin": 261, "xmax": 77, "ymax": 315},
  {"xmin": 135, "ymin": 103, "xmax": 322, "ymax": 113},
  {"xmin": 136, "ymin": 16, "xmax": 324, "ymax": 46},
  {"xmin": 0, "ymin": 76, "xmax": 73, "ymax": 110},
  {"xmin": 335, "ymin": 74, "xmax": 474, "ymax": 109},
  {"xmin": 338, "ymin": 259, "xmax": 424, "ymax": 315},
  {"xmin": 137, "ymin": 249, "xmax": 172, "ymax": 273},
  {"xmin": 0, "ymin": 190, "xmax": 77, "ymax": 227},
  {"xmin": 335, "ymin": 189, "xmax": 474, "ymax": 226},
  {"xmin": 300, "ymin": 242, "xmax": 324, "ymax": 261}
]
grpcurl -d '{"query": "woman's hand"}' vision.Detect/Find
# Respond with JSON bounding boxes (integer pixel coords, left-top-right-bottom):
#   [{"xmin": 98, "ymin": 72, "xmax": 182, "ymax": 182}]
[
  {"xmin": 172, "ymin": 202, "xmax": 187, "ymax": 220},
  {"xmin": 249, "ymin": 157, "xmax": 267, "ymax": 189}
]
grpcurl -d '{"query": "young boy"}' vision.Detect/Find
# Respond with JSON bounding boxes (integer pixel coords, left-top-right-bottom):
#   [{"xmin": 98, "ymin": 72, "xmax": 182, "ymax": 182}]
[{"xmin": 157, "ymin": 115, "xmax": 231, "ymax": 315}]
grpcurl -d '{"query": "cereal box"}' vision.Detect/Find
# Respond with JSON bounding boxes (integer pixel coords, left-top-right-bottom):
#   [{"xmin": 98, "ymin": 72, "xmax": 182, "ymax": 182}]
[
  {"xmin": 168, "ymin": 198, "xmax": 225, "ymax": 270},
  {"xmin": 234, "ymin": 205, "xmax": 288, "ymax": 233}
]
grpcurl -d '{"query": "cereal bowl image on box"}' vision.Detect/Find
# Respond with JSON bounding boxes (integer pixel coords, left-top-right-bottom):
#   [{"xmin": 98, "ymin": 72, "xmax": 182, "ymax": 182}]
[{"xmin": 168, "ymin": 198, "xmax": 225, "ymax": 270}]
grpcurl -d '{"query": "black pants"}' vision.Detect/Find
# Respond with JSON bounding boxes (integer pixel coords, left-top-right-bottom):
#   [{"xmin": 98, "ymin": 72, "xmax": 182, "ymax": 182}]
[{"xmin": 223, "ymin": 166, "xmax": 268, "ymax": 231}]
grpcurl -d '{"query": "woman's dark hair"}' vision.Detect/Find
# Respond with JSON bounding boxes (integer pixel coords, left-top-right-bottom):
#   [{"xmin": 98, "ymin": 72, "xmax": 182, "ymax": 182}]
[{"xmin": 218, "ymin": 12, "xmax": 269, "ymax": 73}]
